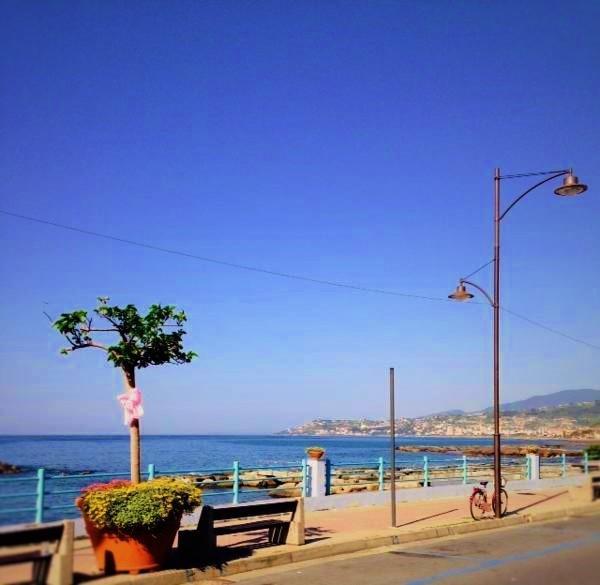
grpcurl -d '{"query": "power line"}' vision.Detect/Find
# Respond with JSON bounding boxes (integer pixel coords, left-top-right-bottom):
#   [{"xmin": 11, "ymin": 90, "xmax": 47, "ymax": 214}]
[
  {"xmin": 2, "ymin": 208, "xmax": 598, "ymax": 352},
  {"xmin": 501, "ymin": 307, "xmax": 600, "ymax": 351},
  {"xmin": 0, "ymin": 209, "xmax": 449, "ymax": 302}
]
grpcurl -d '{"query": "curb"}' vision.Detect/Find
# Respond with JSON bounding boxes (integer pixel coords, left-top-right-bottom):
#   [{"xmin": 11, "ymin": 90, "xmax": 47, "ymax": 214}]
[{"xmin": 90, "ymin": 501, "xmax": 600, "ymax": 584}]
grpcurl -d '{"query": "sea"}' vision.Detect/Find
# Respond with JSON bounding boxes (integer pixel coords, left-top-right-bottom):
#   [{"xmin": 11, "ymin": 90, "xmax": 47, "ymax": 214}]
[{"xmin": 0, "ymin": 434, "xmax": 555, "ymax": 526}]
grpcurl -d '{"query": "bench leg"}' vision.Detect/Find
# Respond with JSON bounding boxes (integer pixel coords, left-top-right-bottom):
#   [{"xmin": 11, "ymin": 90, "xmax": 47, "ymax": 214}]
[
  {"xmin": 178, "ymin": 506, "xmax": 217, "ymax": 562},
  {"xmin": 32, "ymin": 557, "xmax": 52, "ymax": 585},
  {"xmin": 268, "ymin": 523, "xmax": 289, "ymax": 545},
  {"xmin": 286, "ymin": 499, "xmax": 305, "ymax": 545},
  {"xmin": 48, "ymin": 520, "xmax": 74, "ymax": 585}
]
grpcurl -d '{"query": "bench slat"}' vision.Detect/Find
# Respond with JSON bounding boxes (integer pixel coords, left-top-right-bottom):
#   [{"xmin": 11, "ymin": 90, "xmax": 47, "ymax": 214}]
[
  {"xmin": 0, "ymin": 524, "xmax": 63, "ymax": 548},
  {"xmin": 0, "ymin": 551, "xmax": 53, "ymax": 566},
  {"xmin": 210, "ymin": 500, "xmax": 297, "ymax": 521},
  {"xmin": 214, "ymin": 519, "xmax": 285, "ymax": 535}
]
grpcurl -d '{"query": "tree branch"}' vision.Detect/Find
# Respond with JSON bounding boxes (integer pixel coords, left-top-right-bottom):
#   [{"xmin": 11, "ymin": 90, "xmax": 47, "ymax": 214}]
[
  {"xmin": 98, "ymin": 313, "xmax": 130, "ymax": 343},
  {"xmin": 70, "ymin": 341, "xmax": 109, "ymax": 352}
]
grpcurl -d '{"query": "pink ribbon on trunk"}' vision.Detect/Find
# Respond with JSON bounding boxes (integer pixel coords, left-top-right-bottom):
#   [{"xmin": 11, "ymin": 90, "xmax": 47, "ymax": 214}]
[{"xmin": 117, "ymin": 387, "xmax": 144, "ymax": 426}]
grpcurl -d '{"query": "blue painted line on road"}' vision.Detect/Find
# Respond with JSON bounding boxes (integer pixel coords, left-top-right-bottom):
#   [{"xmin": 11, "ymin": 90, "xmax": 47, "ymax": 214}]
[{"xmin": 405, "ymin": 531, "xmax": 600, "ymax": 585}]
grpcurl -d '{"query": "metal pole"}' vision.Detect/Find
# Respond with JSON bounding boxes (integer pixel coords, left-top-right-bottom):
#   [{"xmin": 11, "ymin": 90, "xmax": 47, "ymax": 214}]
[
  {"xmin": 493, "ymin": 167, "xmax": 502, "ymax": 518},
  {"xmin": 389, "ymin": 367, "xmax": 397, "ymax": 527}
]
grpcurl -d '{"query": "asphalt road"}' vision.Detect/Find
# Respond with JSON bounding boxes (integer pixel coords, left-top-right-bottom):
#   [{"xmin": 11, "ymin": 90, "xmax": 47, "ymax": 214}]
[{"xmin": 232, "ymin": 513, "xmax": 600, "ymax": 585}]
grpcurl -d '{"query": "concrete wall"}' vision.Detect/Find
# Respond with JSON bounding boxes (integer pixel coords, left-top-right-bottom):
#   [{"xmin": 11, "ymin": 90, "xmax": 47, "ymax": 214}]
[{"xmin": 304, "ymin": 475, "xmax": 586, "ymax": 512}]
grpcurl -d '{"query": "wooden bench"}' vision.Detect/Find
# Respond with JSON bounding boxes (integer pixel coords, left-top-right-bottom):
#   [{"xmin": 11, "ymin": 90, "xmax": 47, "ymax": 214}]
[
  {"xmin": 569, "ymin": 472, "xmax": 600, "ymax": 504},
  {"xmin": 0, "ymin": 521, "xmax": 74, "ymax": 585},
  {"xmin": 179, "ymin": 498, "xmax": 304, "ymax": 559}
]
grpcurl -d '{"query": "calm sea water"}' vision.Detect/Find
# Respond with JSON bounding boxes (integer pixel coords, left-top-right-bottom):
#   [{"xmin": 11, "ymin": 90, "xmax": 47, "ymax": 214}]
[
  {"xmin": 0, "ymin": 434, "xmax": 549, "ymax": 526},
  {"xmin": 0, "ymin": 434, "xmax": 550, "ymax": 474}
]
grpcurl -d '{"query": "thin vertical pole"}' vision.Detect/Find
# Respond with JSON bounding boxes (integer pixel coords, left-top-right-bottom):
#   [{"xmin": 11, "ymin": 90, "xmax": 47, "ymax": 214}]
[
  {"xmin": 232, "ymin": 461, "xmax": 240, "ymax": 504},
  {"xmin": 561, "ymin": 453, "xmax": 567, "ymax": 477},
  {"xmin": 462, "ymin": 455, "xmax": 468, "ymax": 485},
  {"xmin": 35, "ymin": 468, "xmax": 45, "ymax": 524},
  {"xmin": 584, "ymin": 452, "xmax": 589, "ymax": 475},
  {"xmin": 493, "ymin": 167, "xmax": 502, "ymax": 518},
  {"xmin": 147, "ymin": 463, "xmax": 155, "ymax": 480},
  {"xmin": 389, "ymin": 367, "xmax": 397, "ymax": 527},
  {"xmin": 423, "ymin": 456, "xmax": 429, "ymax": 487},
  {"xmin": 378, "ymin": 457, "xmax": 385, "ymax": 491}
]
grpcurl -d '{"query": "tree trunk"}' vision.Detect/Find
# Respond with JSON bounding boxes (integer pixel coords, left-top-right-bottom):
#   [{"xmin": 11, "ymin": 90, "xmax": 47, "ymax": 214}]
[{"xmin": 123, "ymin": 368, "xmax": 141, "ymax": 484}]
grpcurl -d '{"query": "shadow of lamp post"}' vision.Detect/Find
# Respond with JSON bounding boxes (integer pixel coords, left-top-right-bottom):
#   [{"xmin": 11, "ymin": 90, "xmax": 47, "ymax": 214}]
[{"xmin": 448, "ymin": 168, "xmax": 588, "ymax": 518}]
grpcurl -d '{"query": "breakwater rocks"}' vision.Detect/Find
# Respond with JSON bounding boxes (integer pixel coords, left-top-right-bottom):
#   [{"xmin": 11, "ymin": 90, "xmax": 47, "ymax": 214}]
[
  {"xmin": 396, "ymin": 445, "xmax": 582, "ymax": 458},
  {"xmin": 182, "ymin": 460, "xmax": 570, "ymax": 499},
  {"xmin": 0, "ymin": 461, "xmax": 21, "ymax": 474}
]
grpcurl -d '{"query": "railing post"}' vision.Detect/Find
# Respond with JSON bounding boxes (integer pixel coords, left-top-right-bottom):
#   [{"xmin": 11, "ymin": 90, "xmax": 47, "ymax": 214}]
[
  {"xmin": 584, "ymin": 451, "xmax": 589, "ymax": 475},
  {"xmin": 301, "ymin": 459, "xmax": 308, "ymax": 497},
  {"xmin": 307, "ymin": 457, "xmax": 327, "ymax": 497},
  {"xmin": 526, "ymin": 455, "xmax": 531, "ymax": 480},
  {"xmin": 35, "ymin": 468, "xmax": 46, "ymax": 524},
  {"xmin": 462, "ymin": 455, "xmax": 468, "ymax": 485},
  {"xmin": 561, "ymin": 453, "xmax": 567, "ymax": 478},
  {"xmin": 527, "ymin": 453, "xmax": 541, "ymax": 480},
  {"xmin": 232, "ymin": 461, "xmax": 240, "ymax": 504},
  {"xmin": 147, "ymin": 463, "xmax": 155, "ymax": 481},
  {"xmin": 423, "ymin": 456, "xmax": 429, "ymax": 487},
  {"xmin": 378, "ymin": 457, "xmax": 384, "ymax": 491}
]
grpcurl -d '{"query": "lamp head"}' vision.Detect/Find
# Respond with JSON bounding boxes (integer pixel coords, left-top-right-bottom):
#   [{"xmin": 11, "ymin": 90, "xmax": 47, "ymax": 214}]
[
  {"xmin": 448, "ymin": 282, "xmax": 474, "ymax": 302},
  {"xmin": 554, "ymin": 173, "xmax": 587, "ymax": 196}
]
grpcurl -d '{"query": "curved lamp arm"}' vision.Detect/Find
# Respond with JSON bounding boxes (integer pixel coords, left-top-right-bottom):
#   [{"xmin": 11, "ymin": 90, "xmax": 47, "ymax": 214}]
[
  {"xmin": 461, "ymin": 279, "xmax": 495, "ymax": 307},
  {"xmin": 498, "ymin": 170, "xmax": 569, "ymax": 221}
]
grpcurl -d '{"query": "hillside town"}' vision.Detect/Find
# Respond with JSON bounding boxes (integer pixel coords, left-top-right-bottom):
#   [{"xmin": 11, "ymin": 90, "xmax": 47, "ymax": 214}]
[{"xmin": 279, "ymin": 401, "xmax": 600, "ymax": 440}]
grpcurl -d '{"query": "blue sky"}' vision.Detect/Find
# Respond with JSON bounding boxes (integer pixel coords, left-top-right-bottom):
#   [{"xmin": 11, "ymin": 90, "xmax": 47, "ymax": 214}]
[{"xmin": 1, "ymin": 1, "xmax": 599, "ymax": 434}]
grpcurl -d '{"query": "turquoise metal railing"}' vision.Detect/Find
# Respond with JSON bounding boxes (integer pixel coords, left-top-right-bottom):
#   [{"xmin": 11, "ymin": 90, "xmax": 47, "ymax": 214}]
[{"xmin": 0, "ymin": 454, "xmax": 588, "ymax": 526}]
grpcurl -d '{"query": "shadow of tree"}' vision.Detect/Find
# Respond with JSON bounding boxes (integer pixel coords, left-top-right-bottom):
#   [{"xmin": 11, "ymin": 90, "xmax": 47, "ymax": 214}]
[
  {"xmin": 396, "ymin": 508, "xmax": 459, "ymax": 528},
  {"xmin": 171, "ymin": 525, "xmax": 331, "ymax": 571},
  {"xmin": 508, "ymin": 490, "xmax": 567, "ymax": 515}
]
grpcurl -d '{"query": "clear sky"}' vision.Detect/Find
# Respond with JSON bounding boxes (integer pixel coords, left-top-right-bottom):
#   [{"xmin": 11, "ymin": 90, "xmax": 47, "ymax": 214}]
[{"xmin": 1, "ymin": 1, "xmax": 599, "ymax": 434}]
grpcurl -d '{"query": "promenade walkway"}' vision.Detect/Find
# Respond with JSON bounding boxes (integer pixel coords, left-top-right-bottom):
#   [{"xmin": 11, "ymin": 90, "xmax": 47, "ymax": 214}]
[{"xmin": 1, "ymin": 485, "xmax": 598, "ymax": 584}]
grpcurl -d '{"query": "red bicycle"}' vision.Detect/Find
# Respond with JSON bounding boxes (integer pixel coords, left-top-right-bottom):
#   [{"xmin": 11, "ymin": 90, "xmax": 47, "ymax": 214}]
[{"xmin": 469, "ymin": 479, "xmax": 508, "ymax": 520}]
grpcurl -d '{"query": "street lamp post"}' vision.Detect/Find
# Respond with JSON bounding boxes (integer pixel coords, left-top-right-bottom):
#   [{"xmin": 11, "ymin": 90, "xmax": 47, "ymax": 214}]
[{"xmin": 449, "ymin": 168, "xmax": 587, "ymax": 518}]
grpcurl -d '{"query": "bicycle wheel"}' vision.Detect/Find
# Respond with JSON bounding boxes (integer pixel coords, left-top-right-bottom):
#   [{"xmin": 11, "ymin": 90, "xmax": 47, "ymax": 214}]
[
  {"xmin": 470, "ymin": 491, "xmax": 486, "ymax": 521},
  {"xmin": 492, "ymin": 488, "xmax": 508, "ymax": 517}
]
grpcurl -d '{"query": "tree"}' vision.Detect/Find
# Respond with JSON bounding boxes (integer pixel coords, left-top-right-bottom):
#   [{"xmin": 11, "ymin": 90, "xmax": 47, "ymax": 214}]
[{"xmin": 53, "ymin": 297, "xmax": 197, "ymax": 483}]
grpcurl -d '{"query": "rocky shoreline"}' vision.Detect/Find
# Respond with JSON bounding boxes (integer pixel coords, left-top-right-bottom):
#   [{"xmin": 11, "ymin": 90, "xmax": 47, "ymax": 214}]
[
  {"xmin": 0, "ymin": 461, "xmax": 21, "ymax": 474},
  {"xmin": 182, "ymin": 458, "xmax": 578, "ymax": 499},
  {"xmin": 396, "ymin": 445, "xmax": 583, "ymax": 458}
]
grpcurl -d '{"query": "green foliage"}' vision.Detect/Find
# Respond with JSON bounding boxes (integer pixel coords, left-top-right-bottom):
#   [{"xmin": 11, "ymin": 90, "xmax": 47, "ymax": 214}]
[
  {"xmin": 76, "ymin": 477, "xmax": 201, "ymax": 535},
  {"xmin": 53, "ymin": 297, "xmax": 197, "ymax": 371},
  {"xmin": 585, "ymin": 444, "xmax": 600, "ymax": 460}
]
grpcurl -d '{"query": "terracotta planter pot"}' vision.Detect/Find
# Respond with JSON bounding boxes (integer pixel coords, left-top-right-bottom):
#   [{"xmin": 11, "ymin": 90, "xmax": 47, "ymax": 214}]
[
  {"xmin": 307, "ymin": 449, "xmax": 325, "ymax": 460},
  {"xmin": 84, "ymin": 514, "xmax": 181, "ymax": 574}
]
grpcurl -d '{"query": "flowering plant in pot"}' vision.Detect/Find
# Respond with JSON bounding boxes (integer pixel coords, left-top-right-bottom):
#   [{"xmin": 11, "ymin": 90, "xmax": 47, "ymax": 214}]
[
  {"xmin": 76, "ymin": 477, "xmax": 201, "ymax": 574},
  {"xmin": 306, "ymin": 446, "xmax": 325, "ymax": 460}
]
